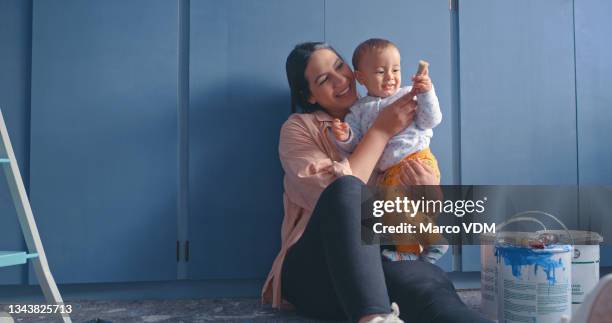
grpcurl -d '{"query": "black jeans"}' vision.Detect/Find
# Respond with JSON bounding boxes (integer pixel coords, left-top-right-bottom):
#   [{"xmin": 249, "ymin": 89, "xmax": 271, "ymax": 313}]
[{"xmin": 281, "ymin": 175, "xmax": 491, "ymax": 323}]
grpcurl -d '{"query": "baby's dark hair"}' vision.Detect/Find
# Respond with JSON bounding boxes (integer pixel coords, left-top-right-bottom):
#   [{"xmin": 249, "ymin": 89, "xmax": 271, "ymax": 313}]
[{"xmin": 352, "ymin": 38, "xmax": 398, "ymax": 71}]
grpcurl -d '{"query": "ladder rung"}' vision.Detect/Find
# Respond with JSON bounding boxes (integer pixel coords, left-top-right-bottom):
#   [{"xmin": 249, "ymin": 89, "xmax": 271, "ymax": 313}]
[
  {"xmin": 0, "ymin": 251, "xmax": 38, "ymax": 268},
  {"xmin": 0, "ymin": 158, "xmax": 10, "ymax": 164}
]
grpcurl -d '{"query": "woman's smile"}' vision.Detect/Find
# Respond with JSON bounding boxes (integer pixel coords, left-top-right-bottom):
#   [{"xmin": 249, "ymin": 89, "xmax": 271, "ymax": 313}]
[{"xmin": 336, "ymin": 84, "xmax": 351, "ymax": 97}]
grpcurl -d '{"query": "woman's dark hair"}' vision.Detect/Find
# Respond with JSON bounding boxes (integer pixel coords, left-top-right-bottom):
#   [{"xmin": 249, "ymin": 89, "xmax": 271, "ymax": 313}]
[{"xmin": 286, "ymin": 42, "xmax": 344, "ymax": 113}]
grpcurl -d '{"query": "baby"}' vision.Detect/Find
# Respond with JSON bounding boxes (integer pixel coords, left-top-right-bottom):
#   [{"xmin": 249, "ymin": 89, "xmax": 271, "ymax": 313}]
[{"xmin": 332, "ymin": 38, "xmax": 448, "ymax": 263}]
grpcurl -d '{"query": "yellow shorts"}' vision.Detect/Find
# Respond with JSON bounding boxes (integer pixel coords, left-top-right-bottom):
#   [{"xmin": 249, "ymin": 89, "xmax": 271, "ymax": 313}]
[
  {"xmin": 379, "ymin": 148, "xmax": 440, "ymax": 186},
  {"xmin": 379, "ymin": 148, "xmax": 441, "ymax": 255}
]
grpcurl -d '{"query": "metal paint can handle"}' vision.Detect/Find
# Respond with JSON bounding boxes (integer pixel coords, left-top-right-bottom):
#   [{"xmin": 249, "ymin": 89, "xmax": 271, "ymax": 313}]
[{"xmin": 507, "ymin": 210, "xmax": 574, "ymax": 245}]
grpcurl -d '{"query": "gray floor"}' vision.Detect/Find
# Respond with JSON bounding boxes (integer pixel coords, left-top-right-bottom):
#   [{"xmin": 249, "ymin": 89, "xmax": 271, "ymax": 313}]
[{"xmin": 1, "ymin": 290, "xmax": 481, "ymax": 322}]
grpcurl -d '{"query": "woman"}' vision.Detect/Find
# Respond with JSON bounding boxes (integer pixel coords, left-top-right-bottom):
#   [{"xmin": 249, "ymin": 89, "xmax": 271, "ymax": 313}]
[{"xmin": 262, "ymin": 42, "xmax": 490, "ymax": 323}]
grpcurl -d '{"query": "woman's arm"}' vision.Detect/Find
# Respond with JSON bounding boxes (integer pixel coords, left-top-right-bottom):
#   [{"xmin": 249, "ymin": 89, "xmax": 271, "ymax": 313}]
[
  {"xmin": 279, "ymin": 117, "xmax": 353, "ymax": 212},
  {"xmin": 348, "ymin": 94, "xmax": 418, "ymax": 183}
]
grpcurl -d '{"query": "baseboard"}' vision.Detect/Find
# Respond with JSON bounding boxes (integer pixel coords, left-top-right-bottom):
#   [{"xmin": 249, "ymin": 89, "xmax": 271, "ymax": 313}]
[
  {"xmin": 0, "ymin": 279, "xmax": 264, "ymax": 303},
  {"xmin": 1, "ymin": 267, "xmax": 611, "ymax": 303}
]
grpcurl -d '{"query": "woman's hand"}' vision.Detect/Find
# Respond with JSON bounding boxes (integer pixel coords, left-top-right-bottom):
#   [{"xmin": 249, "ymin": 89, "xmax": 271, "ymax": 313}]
[
  {"xmin": 347, "ymin": 82, "xmax": 418, "ymax": 184},
  {"xmin": 346, "ymin": 96, "xmax": 416, "ymax": 184},
  {"xmin": 399, "ymin": 159, "xmax": 439, "ymax": 185},
  {"xmin": 398, "ymin": 159, "xmax": 443, "ymax": 209},
  {"xmin": 370, "ymin": 94, "xmax": 417, "ymax": 139},
  {"xmin": 399, "ymin": 159, "xmax": 442, "ymax": 202}
]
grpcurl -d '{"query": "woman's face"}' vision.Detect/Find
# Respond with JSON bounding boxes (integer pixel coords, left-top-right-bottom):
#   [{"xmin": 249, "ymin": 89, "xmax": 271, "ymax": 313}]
[{"xmin": 304, "ymin": 49, "xmax": 357, "ymax": 118}]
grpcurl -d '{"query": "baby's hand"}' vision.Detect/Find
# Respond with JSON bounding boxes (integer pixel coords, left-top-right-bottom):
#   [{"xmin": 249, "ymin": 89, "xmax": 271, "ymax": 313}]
[
  {"xmin": 411, "ymin": 62, "xmax": 433, "ymax": 94},
  {"xmin": 332, "ymin": 118, "xmax": 350, "ymax": 142}
]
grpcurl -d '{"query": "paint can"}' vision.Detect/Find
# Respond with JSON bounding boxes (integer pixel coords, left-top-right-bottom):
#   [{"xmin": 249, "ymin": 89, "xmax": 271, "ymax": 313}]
[
  {"xmin": 496, "ymin": 243, "xmax": 572, "ymax": 323},
  {"xmin": 480, "ymin": 232, "xmax": 497, "ymax": 320},
  {"xmin": 480, "ymin": 217, "xmax": 547, "ymax": 320},
  {"xmin": 538, "ymin": 230, "xmax": 603, "ymax": 312},
  {"xmin": 495, "ymin": 212, "xmax": 573, "ymax": 323}
]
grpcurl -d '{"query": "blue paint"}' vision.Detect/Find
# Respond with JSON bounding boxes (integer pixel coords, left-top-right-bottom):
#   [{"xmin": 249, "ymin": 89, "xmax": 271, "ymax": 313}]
[{"xmin": 495, "ymin": 244, "xmax": 570, "ymax": 284}]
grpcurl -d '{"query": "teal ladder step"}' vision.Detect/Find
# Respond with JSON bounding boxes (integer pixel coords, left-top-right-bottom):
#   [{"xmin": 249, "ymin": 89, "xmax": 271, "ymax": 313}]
[
  {"xmin": 0, "ymin": 251, "xmax": 39, "ymax": 268},
  {"xmin": 0, "ymin": 158, "xmax": 9, "ymax": 164}
]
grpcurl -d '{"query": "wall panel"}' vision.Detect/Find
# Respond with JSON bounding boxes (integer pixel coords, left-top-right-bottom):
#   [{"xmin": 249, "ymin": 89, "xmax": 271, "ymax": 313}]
[
  {"xmin": 0, "ymin": 0, "xmax": 32, "ymax": 285},
  {"xmin": 325, "ymin": 0, "xmax": 455, "ymax": 271},
  {"xmin": 188, "ymin": 0, "xmax": 324, "ymax": 279},
  {"xmin": 575, "ymin": 0, "xmax": 612, "ymax": 266},
  {"xmin": 29, "ymin": 0, "xmax": 179, "ymax": 283},
  {"xmin": 458, "ymin": 0, "xmax": 577, "ymax": 271},
  {"xmin": 326, "ymin": 0, "xmax": 456, "ymax": 187}
]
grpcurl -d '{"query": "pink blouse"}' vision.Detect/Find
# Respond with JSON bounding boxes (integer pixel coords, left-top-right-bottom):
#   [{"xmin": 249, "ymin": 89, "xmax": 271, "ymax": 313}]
[{"xmin": 261, "ymin": 110, "xmax": 353, "ymax": 308}]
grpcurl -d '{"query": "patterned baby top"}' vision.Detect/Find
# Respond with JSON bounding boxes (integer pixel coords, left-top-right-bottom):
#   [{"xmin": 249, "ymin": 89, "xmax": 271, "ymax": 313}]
[{"xmin": 335, "ymin": 86, "xmax": 442, "ymax": 171}]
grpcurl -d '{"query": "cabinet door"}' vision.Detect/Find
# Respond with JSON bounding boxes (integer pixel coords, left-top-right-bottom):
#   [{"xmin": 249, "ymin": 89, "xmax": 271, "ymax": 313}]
[
  {"xmin": 29, "ymin": 0, "xmax": 179, "ymax": 283},
  {"xmin": 325, "ymin": 0, "xmax": 454, "ymax": 271},
  {"xmin": 326, "ymin": 0, "xmax": 457, "ymax": 186},
  {"xmin": 458, "ymin": 0, "xmax": 577, "ymax": 271},
  {"xmin": 575, "ymin": 0, "xmax": 612, "ymax": 266},
  {"xmin": 188, "ymin": 0, "xmax": 324, "ymax": 279},
  {"xmin": 0, "ymin": 0, "xmax": 31, "ymax": 285}
]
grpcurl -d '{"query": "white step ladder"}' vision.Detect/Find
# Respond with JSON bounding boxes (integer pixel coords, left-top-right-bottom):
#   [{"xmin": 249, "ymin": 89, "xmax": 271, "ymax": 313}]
[{"xmin": 0, "ymin": 109, "xmax": 71, "ymax": 323}]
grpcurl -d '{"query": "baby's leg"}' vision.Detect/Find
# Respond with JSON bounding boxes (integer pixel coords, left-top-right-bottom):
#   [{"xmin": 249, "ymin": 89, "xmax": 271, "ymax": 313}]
[
  {"xmin": 419, "ymin": 244, "xmax": 449, "ymax": 264},
  {"xmin": 420, "ymin": 218, "xmax": 449, "ymax": 264},
  {"xmin": 381, "ymin": 248, "xmax": 419, "ymax": 262},
  {"xmin": 378, "ymin": 150, "xmax": 443, "ymax": 256}
]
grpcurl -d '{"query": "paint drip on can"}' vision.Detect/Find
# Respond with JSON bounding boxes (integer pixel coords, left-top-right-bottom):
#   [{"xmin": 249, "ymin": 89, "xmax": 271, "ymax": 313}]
[
  {"xmin": 495, "ymin": 240, "xmax": 572, "ymax": 323},
  {"xmin": 537, "ymin": 230, "xmax": 603, "ymax": 312},
  {"xmin": 481, "ymin": 231, "xmax": 533, "ymax": 320}
]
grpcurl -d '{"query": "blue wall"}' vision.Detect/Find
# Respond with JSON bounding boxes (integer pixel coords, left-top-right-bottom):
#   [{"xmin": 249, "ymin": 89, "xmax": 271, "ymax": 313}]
[
  {"xmin": 326, "ymin": 0, "xmax": 456, "ymax": 270},
  {"xmin": 575, "ymin": 0, "xmax": 612, "ymax": 266},
  {"xmin": 188, "ymin": 0, "xmax": 320, "ymax": 279},
  {"xmin": 458, "ymin": 0, "xmax": 579, "ymax": 270},
  {"xmin": 1, "ymin": 0, "xmax": 612, "ymax": 288},
  {"xmin": 0, "ymin": 0, "xmax": 31, "ymax": 285},
  {"xmin": 28, "ymin": 0, "xmax": 179, "ymax": 284}
]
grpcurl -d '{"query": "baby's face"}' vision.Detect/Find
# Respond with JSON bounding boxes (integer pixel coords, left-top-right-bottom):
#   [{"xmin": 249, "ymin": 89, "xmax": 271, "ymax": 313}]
[{"xmin": 356, "ymin": 46, "xmax": 401, "ymax": 98}]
